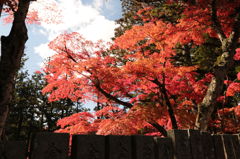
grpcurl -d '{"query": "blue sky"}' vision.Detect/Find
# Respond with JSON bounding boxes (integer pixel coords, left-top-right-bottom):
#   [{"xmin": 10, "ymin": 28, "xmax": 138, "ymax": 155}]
[
  {"xmin": 1, "ymin": 0, "xmax": 122, "ymax": 74},
  {"xmin": 0, "ymin": 0, "xmax": 122, "ymax": 110}
]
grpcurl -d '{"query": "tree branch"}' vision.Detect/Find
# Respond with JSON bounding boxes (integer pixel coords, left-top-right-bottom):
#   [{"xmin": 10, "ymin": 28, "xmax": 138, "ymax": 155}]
[
  {"xmin": 151, "ymin": 78, "xmax": 178, "ymax": 129},
  {"xmin": 227, "ymin": 7, "xmax": 240, "ymax": 52},
  {"xmin": 95, "ymin": 81, "xmax": 168, "ymax": 136},
  {"xmin": 210, "ymin": 0, "xmax": 226, "ymax": 43},
  {"xmin": 149, "ymin": 122, "xmax": 167, "ymax": 137},
  {"xmin": 95, "ymin": 82, "xmax": 133, "ymax": 109}
]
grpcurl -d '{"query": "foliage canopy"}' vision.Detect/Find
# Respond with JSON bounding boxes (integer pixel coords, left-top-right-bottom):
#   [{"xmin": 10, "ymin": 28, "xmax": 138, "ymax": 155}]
[{"xmin": 42, "ymin": 0, "xmax": 240, "ymax": 136}]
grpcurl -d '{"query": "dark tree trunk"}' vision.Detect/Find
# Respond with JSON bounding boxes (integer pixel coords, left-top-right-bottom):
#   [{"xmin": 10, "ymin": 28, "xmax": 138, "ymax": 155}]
[
  {"xmin": 0, "ymin": 3, "xmax": 3, "ymax": 17},
  {"xmin": 17, "ymin": 107, "xmax": 24, "ymax": 138},
  {"xmin": 0, "ymin": 0, "xmax": 31, "ymax": 139}
]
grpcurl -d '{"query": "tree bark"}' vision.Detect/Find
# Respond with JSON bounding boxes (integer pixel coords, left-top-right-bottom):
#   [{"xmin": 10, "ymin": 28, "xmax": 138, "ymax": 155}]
[
  {"xmin": 0, "ymin": 0, "xmax": 31, "ymax": 139},
  {"xmin": 0, "ymin": 3, "xmax": 3, "ymax": 17},
  {"xmin": 195, "ymin": 2, "xmax": 240, "ymax": 131},
  {"xmin": 195, "ymin": 70, "xmax": 225, "ymax": 131},
  {"xmin": 17, "ymin": 107, "xmax": 24, "ymax": 138}
]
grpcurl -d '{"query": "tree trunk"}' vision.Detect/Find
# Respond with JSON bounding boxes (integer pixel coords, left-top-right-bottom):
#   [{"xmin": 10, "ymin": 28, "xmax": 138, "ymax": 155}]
[
  {"xmin": 195, "ymin": 30, "xmax": 240, "ymax": 131},
  {"xmin": 0, "ymin": 3, "xmax": 3, "ymax": 17},
  {"xmin": 195, "ymin": 49, "xmax": 237, "ymax": 131},
  {"xmin": 195, "ymin": 69, "xmax": 225, "ymax": 131},
  {"xmin": 0, "ymin": 0, "xmax": 31, "ymax": 139},
  {"xmin": 195, "ymin": 1, "xmax": 240, "ymax": 131},
  {"xmin": 17, "ymin": 107, "xmax": 24, "ymax": 138}
]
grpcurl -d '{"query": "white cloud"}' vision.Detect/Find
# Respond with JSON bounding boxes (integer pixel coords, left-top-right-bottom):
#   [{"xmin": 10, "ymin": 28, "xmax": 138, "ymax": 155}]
[
  {"xmin": 32, "ymin": 0, "xmax": 118, "ymax": 62},
  {"xmin": 78, "ymin": 15, "xmax": 116, "ymax": 41},
  {"xmin": 93, "ymin": 0, "xmax": 115, "ymax": 12},
  {"xmin": 93, "ymin": 0, "xmax": 105, "ymax": 10},
  {"xmin": 34, "ymin": 43, "xmax": 55, "ymax": 59}
]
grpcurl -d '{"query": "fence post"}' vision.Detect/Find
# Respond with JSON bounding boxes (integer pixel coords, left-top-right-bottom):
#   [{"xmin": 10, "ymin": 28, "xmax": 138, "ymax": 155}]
[
  {"xmin": 232, "ymin": 135, "xmax": 240, "ymax": 159},
  {"xmin": 0, "ymin": 141, "xmax": 26, "ymax": 159},
  {"xmin": 108, "ymin": 135, "xmax": 132, "ymax": 159},
  {"xmin": 132, "ymin": 135, "xmax": 156, "ymax": 159},
  {"xmin": 187, "ymin": 130, "xmax": 204, "ymax": 159},
  {"xmin": 71, "ymin": 135, "xmax": 105, "ymax": 159},
  {"xmin": 212, "ymin": 135, "xmax": 225, "ymax": 159},
  {"xmin": 201, "ymin": 132, "xmax": 215, "ymax": 159},
  {"xmin": 222, "ymin": 134, "xmax": 240, "ymax": 159},
  {"xmin": 167, "ymin": 130, "xmax": 191, "ymax": 159},
  {"xmin": 222, "ymin": 134, "xmax": 235, "ymax": 159},
  {"xmin": 156, "ymin": 137, "xmax": 173, "ymax": 159},
  {"xmin": 236, "ymin": 134, "xmax": 240, "ymax": 141},
  {"xmin": 30, "ymin": 132, "xmax": 69, "ymax": 159}
]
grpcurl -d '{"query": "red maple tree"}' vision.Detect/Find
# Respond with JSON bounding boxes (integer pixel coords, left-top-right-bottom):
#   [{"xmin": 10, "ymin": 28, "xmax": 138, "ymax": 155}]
[{"xmin": 43, "ymin": 0, "xmax": 240, "ymax": 136}]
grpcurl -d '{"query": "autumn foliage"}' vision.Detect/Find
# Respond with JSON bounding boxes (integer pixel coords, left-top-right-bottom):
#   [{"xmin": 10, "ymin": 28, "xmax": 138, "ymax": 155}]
[
  {"xmin": 0, "ymin": 0, "xmax": 61, "ymax": 24},
  {"xmin": 43, "ymin": 1, "xmax": 240, "ymax": 136}
]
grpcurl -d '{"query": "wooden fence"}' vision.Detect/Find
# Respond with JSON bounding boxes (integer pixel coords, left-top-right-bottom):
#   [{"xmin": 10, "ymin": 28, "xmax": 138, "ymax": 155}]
[{"xmin": 0, "ymin": 130, "xmax": 239, "ymax": 159}]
